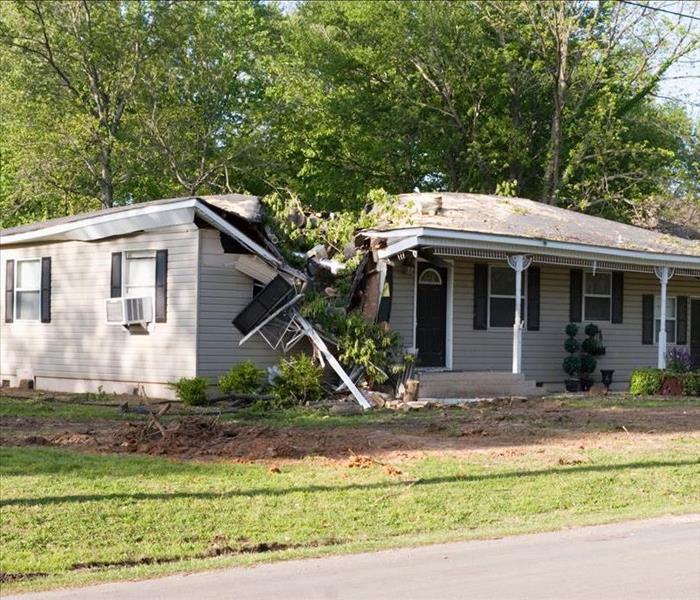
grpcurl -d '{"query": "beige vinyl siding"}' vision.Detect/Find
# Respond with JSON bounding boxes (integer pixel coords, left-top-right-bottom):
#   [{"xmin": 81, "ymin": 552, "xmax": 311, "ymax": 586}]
[
  {"xmin": 389, "ymin": 266, "xmax": 415, "ymax": 348},
  {"xmin": 390, "ymin": 257, "xmax": 700, "ymax": 388},
  {"xmin": 0, "ymin": 226, "xmax": 199, "ymax": 391},
  {"xmin": 196, "ymin": 229, "xmax": 281, "ymax": 380}
]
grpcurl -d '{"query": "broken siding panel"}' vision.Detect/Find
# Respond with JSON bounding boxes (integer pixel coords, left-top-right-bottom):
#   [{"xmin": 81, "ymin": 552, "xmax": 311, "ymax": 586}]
[
  {"xmin": 196, "ymin": 228, "xmax": 281, "ymax": 379},
  {"xmin": 0, "ymin": 226, "xmax": 199, "ymax": 386},
  {"xmin": 447, "ymin": 259, "xmax": 700, "ymax": 386}
]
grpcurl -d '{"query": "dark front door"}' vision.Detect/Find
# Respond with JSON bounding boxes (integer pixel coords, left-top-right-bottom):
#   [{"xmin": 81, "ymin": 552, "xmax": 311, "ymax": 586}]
[
  {"xmin": 415, "ymin": 263, "xmax": 447, "ymax": 367},
  {"xmin": 691, "ymin": 300, "xmax": 700, "ymax": 369}
]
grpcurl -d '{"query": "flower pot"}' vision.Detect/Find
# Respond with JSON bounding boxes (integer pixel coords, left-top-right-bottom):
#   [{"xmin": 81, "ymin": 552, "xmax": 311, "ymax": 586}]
[
  {"xmin": 579, "ymin": 377, "xmax": 594, "ymax": 392},
  {"xmin": 600, "ymin": 369, "xmax": 615, "ymax": 390},
  {"xmin": 564, "ymin": 379, "xmax": 581, "ymax": 393}
]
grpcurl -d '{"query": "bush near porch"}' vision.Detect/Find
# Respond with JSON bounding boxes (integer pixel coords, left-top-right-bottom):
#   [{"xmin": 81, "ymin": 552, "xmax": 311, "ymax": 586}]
[{"xmin": 630, "ymin": 368, "xmax": 700, "ymax": 396}]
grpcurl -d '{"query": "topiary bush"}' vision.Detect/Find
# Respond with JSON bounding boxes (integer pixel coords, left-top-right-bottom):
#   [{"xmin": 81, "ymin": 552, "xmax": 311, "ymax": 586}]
[
  {"xmin": 271, "ymin": 354, "xmax": 324, "ymax": 407},
  {"xmin": 629, "ymin": 368, "xmax": 664, "ymax": 395},
  {"xmin": 218, "ymin": 361, "xmax": 266, "ymax": 395},
  {"xmin": 562, "ymin": 355, "xmax": 581, "ymax": 377},
  {"xmin": 169, "ymin": 376, "xmax": 210, "ymax": 405}
]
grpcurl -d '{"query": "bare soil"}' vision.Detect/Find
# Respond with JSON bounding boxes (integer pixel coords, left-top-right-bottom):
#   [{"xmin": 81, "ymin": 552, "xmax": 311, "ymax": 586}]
[{"xmin": 2, "ymin": 396, "xmax": 698, "ymax": 462}]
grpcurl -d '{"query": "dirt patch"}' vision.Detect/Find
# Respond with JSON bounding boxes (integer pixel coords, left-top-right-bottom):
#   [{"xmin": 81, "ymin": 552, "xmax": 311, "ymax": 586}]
[{"xmin": 2, "ymin": 398, "xmax": 699, "ymax": 462}]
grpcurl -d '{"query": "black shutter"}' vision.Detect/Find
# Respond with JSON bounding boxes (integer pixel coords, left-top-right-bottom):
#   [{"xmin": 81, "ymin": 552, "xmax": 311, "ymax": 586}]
[
  {"xmin": 527, "ymin": 266, "xmax": 540, "ymax": 331},
  {"xmin": 611, "ymin": 271, "xmax": 624, "ymax": 324},
  {"xmin": 473, "ymin": 263, "xmax": 488, "ymax": 330},
  {"xmin": 5, "ymin": 260, "xmax": 14, "ymax": 323},
  {"xmin": 110, "ymin": 252, "xmax": 122, "ymax": 298},
  {"xmin": 642, "ymin": 295, "xmax": 654, "ymax": 345},
  {"xmin": 41, "ymin": 257, "xmax": 51, "ymax": 323},
  {"xmin": 569, "ymin": 269, "xmax": 583, "ymax": 323},
  {"xmin": 155, "ymin": 249, "xmax": 168, "ymax": 323},
  {"xmin": 677, "ymin": 296, "xmax": 688, "ymax": 345}
]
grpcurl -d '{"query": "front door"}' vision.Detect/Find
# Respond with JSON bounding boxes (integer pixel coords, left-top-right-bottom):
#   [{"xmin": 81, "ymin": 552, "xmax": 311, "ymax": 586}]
[
  {"xmin": 691, "ymin": 300, "xmax": 700, "ymax": 369},
  {"xmin": 415, "ymin": 263, "xmax": 447, "ymax": 367}
]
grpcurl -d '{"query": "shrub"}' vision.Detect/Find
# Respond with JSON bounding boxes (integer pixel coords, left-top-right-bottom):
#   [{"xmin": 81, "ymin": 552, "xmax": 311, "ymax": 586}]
[
  {"xmin": 667, "ymin": 348, "xmax": 692, "ymax": 373},
  {"xmin": 584, "ymin": 323, "xmax": 600, "ymax": 337},
  {"xmin": 562, "ymin": 355, "xmax": 581, "ymax": 377},
  {"xmin": 579, "ymin": 354, "xmax": 597, "ymax": 376},
  {"xmin": 169, "ymin": 376, "xmax": 209, "ymax": 405},
  {"xmin": 218, "ymin": 361, "xmax": 265, "ymax": 395},
  {"xmin": 629, "ymin": 368, "xmax": 663, "ymax": 395},
  {"xmin": 565, "ymin": 323, "xmax": 579, "ymax": 337},
  {"xmin": 680, "ymin": 371, "xmax": 700, "ymax": 396},
  {"xmin": 271, "ymin": 354, "xmax": 323, "ymax": 407},
  {"xmin": 564, "ymin": 338, "xmax": 580, "ymax": 354}
]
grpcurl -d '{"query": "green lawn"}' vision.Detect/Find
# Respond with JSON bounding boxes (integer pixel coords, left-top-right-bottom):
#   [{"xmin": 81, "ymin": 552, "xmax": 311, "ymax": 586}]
[{"xmin": 2, "ymin": 441, "xmax": 699, "ymax": 592}]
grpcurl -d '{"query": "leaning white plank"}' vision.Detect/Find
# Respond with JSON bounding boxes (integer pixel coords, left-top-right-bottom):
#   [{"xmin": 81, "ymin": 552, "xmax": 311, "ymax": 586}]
[{"xmin": 296, "ymin": 314, "xmax": 372, "ymax": 410}]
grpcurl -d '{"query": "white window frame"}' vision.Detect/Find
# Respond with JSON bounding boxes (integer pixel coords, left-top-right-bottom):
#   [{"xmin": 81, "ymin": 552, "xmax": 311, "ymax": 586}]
[
  {"xmin": 583, "ymin": 271, "xmax": 612, "ymax": 322},
  {"xmin": 418, "ymin": 267, "xmax": 443, "ymax": 286},
  {"xmin": 14, "ymin": 258, "xmax": 42, "ymax": 322},
  {"xmin": 122, "ymin": 250, "xmax": 157, "ymax": 302},
  {"xmin": 488, "ymin": 265, "xmax": 526, "ymax": 329},
  {"xmin": 654, "ymin": 295, "xmax": 677, "ymax": 345}
]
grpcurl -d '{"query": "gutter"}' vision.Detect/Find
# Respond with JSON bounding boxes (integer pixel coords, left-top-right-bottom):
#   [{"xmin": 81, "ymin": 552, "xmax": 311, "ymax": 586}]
[{"xmin": 368, "ymin": 227, "xmax": 700, "ymax": 270}]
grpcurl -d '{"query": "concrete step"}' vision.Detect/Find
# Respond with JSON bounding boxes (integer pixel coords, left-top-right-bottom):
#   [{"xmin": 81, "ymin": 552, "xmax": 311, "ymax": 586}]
[{"xmin": 417, "ymin": 371, "xmax": 539, "ymax": 399}]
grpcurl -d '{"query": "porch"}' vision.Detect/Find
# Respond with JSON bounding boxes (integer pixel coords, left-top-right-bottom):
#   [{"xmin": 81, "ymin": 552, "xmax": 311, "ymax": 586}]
[{"xmin": 374, "ymin": 236, "xmax": 700, "ymax": 392}]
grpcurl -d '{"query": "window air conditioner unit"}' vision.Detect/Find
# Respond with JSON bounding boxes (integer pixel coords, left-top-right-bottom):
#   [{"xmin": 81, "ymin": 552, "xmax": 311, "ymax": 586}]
[{"xmin": 105, "ymin": 297, "xmax": 153, "ymax": 325}]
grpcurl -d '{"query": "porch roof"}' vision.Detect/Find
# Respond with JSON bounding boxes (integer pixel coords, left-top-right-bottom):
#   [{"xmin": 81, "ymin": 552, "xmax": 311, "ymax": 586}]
[{"xmin": 362, "ymin": 193, "xmax": 700, "ymax": 273}]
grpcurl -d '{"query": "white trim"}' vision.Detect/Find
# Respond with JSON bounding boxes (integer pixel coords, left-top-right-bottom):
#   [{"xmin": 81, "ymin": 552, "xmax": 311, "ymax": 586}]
[
  {"xmin": 654, "ymin": 295, "xmax": 678, "ymax": 345},
  {"xmin": 418, "ymin": 267, "xmax": 443, "ymax": 285},
  {"xmin": 14, "ymin": 258, "xmax": 42, "ymax": 322},
  {"xmin": 413, "ymin": 259, "xmax": 451, "ymax": 369},
  {"xmin": 364, "ymin": 227, "xmax": 700, "ymax": 270},
  {"xmin": 446, "ymin": 259, "xmax": 454, "ymax": 371},
  {"xmin": 2, "ymin": 199, "xmax": 199, "ymax": 245},
  {"xmin": 377, "ymin": 235, "xmax": 421, "ymax": 259},
  {"xmin": 582, "ymin": 271, "xmax": 612, "ymax": 322},
  {"xmin": 193, "ymin": 202, "xmax": 281, "ymax": 267},
  {"xmin": 488, "ymin": 264, "xmax": 526, "ymax": 329}
]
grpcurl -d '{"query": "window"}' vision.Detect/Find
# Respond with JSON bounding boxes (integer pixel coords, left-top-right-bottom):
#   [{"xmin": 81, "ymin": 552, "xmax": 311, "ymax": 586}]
[
  {"xmin": 123, "ymin": 251, "xmax": 156, "ymax": 298},
  {"xmin": 584, "ymin": 272, "xmax": 611, "ymax": 321},
  {"xmin": 654, "ymin": 296, "xmax": 677, "ymax": 344},
  {"xmin": 419, "ymin": 268, "xmax": 442, "ymax": 285},
  {"xmin": 489, "ymin": 266, "xmax": 525, "ymax": 328},
  {"xmin": 15, "ymin": 259, "xmax": 41, "ymax": 321},
  {"xmin": 252, "ymin": 280, "xmax": 264, "ymax": 298}
]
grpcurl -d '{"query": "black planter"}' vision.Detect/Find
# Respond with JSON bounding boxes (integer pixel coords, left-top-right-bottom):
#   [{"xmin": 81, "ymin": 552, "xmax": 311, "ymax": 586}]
[
  {"xmin": 600, "ymin": 369, "xmax": 615, "ymax": 390},
  {"xmin": 564, "ymin": 379, "xmax": 581, "ymax": 393},
  {"xmin": 579, "ymin": 377, "xmax": 594, "ymax": 392}
]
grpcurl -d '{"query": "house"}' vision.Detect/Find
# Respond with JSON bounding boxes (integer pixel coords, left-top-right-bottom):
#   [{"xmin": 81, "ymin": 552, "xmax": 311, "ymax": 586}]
[
  {"xmin": 356, "ymin": 193, "xmax": 700, "ymax": 395},
  {"xmin": 0, "ymin": 195, "xmax": 309, "ymax": 399}
]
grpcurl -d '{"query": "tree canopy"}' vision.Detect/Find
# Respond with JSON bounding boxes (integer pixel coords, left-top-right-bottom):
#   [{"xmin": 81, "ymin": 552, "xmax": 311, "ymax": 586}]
[{"xmin": 1, "ymin": 0, "xmax": 698, "ymax": 231}]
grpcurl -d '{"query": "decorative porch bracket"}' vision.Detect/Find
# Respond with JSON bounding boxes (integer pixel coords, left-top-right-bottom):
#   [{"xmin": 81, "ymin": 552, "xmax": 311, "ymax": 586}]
[
  {"xmin": 654, "ymin": 266, "xmax": 675, "ymax": 369},
  {"xmin": 507, "ymin": 255, "xmax": 532, "ymax": 374}
]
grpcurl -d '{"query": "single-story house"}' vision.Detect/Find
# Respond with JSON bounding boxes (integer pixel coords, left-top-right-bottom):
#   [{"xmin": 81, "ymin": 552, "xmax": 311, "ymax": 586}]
[
  {"xmin": 357, "ymin": 193, "xmax": 700, "ymax": 395},
  {"xmin": 0, "ymin": 195, "xmax": 309, "ymax": 399},
  {"xmin": 2, "ymin": 191, "xmax": 699, "ymax": 401}
]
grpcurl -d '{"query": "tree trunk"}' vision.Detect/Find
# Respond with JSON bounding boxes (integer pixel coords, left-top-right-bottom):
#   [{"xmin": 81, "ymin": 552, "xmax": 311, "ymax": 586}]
[
  {"xmin": 98, "ymin": 144, "xmax": 114, "ymax": 208},
  {"xmin": 541, "ymin": 7, "xmax": 569, "ymax": 205}
]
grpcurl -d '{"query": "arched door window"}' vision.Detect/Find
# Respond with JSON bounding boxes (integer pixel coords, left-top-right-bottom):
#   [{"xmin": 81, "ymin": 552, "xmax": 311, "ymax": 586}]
[{"xmin": 419, "ymin": 267, "xmax": 443, "ymax": 285}]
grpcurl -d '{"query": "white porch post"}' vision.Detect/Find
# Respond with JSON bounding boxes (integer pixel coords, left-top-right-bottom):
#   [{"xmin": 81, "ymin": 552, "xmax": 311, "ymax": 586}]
[
  {"xmin": 508, "ymin": 255, "xmax": 532, "ymax": 374},
  {"xmin": 654, "ymin": 266, "xmax": 674, "ymax": 369}
]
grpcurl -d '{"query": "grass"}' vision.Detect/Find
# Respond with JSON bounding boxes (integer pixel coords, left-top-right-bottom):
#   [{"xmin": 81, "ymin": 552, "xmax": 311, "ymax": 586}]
[
  {"xmin": 3, "ymin": 394, "xmax": 698, "ymax": 427},
  {"xmin": 2, "ymin": 440, "xmax": 699, "ymax": 592}
]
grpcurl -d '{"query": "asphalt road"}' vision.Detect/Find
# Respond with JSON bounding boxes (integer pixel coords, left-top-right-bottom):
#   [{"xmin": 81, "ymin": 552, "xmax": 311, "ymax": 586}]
[{"xmin": 9, "ymin": 515, "xmax": 700, "ymax": 600}]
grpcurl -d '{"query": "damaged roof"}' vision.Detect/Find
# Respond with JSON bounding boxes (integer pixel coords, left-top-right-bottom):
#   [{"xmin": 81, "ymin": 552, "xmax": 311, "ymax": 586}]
[
  {"xmin": 0, "ymin": 193, "xmax": 262, "ymax": 239},
  {"xmin": 368, "ymin": 192, "xmax": 699, "ymax": 258}
]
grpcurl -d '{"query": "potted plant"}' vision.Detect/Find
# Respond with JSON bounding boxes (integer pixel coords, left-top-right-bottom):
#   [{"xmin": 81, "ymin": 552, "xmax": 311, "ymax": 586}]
[
  {"xmin": 579, "ymin": 324, "xmax": 606, "ymax": 391},
  {"xmin": 562, "ymin": 324, "xmax": 582, "ymax": 392}
]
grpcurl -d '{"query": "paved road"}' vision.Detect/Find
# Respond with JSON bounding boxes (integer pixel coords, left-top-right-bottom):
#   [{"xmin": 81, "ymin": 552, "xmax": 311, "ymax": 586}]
[{"xmin": 9, "ymin": 515, "xmax": 700, "ymax": 600}]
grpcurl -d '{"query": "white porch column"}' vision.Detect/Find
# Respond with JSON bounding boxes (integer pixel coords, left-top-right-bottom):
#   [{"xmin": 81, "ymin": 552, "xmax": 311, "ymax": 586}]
[
  {"xmin": 654, "ymin": 266, "xmax": 674, "ymax": 369},
  {"xmin": 508, "ymin": 255, "xmax": 532, "ymax": 374}
]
